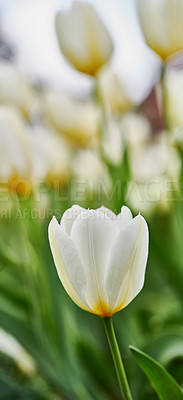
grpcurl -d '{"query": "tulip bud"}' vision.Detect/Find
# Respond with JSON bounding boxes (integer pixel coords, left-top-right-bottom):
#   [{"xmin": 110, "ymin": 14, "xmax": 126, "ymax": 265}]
[
  {"xmin": 55, "ymin": 1, "xmax": 113, "ymax": 75},
  {"xmin": 102, "ymin": 118, "xmax": 124, "ymax": 166},
  {"xmin": 27, "ymin": 126, "xmax": 71, "ymax": 187},
  {"xmin": 0, "ymin": 62, "xmax": 33, "ymax": 118},
  {"xmin": 137, "ymin": 0, "xmax": 183, "ymax": 60},
  {"xmin": 127, "ymin": 133, "xmax": 181, "ymax": 216},
  {"xmin": 0, "ymin": 106, "xmax": 32, "ymax": 196},
  {"xmin": 71, "ymin": 150, "xmax": 112, "ymax": 196},
  {"xmin": 121, "ymin": 112, "xmax": 151, "ymax": 150},
  {"xmin": 97, "ymin": 67, "xmax": 133, "ymax": 114},
  {"xmin": 49, "ymin": 205, "xmax": 149, "ymax": 317},
  {"xmin": 129, "ymin": 133, "xmax": 180, "ymax": 183},
  {"xmin": 165, "ymin": 68, "xmax": 183, "ymax": 128},
  {"xmin": 44, "ymin": 91, "xmax": 100, "ymax": 147}
]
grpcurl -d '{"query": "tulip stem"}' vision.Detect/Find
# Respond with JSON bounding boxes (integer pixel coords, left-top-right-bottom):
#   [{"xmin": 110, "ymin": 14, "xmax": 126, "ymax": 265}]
[
  {"xmin": 161, "ymin": 63, "xmax": 169, "ymax": 130},
  {"xmin": 103, "ymin": 317, "xmax": 133, "ymax": 400}
]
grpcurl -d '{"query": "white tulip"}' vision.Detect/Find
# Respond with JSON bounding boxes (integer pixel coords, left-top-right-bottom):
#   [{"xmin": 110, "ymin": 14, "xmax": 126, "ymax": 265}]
[
  {"xmin": 102, "ymin": 119, "xmax": 124, "ymax": 166},
  {"xmin": 127, "ymin": 177, "xmax": 172, "ymax": 217},
  {"xmin": 49, "ymin": 205, "xmax": 148, "ymax": 317},
  {"xmin": 27, "ymin": 126, "xmax": 71, "ymax": 186},
  {"xmin": 44, "ymin": 91, "xmax": 99, "ymax": 147},
  {"xmin": 165, "ymin": 69, "xmax": 183, "ymax": 128},
  {"xmin": 129, "ymin": 133, "xmax": 180, "ymax": 183},
  {"xmin": 71, "ymin": 150, "xmax": 112, "ymax": 195},
  {"xmin": 97, "ymin": 67, "xmax": 133, "ymax": 114},
  {"xmin": 127, "ymin": 132, "xmax": 181, "ymax": 216},
  {"xmin": 137, "ymin": 0, "xmax": 183, "ymax": 60},
  {"xmin": 171, "ymin": 126, "xmax": 183, "ymax": 149},
  {"xmin": 121, "ymin": 112, "xmax": 151, "ymax": 150},
  {"xmin": 0, "ymin": 106, "xmax": 32, "ymax": 195},
  {"xmin": 55, "ymin": 1, "xmax": 113, "ymax": 75},
  {"xmin": 0, "ymin": 62, "xmax": 33, "ymax": 118}
]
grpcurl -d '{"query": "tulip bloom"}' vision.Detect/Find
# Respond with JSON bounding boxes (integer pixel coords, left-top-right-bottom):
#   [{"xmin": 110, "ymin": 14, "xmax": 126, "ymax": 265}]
[
  {"xmin": 71, "ymin": 150, "xmax": 112, "ymax": 194},
  {"xmin": 44, "ymin": 92, "xmax": 99, "ymax": 147},
  {"xmin": 0, "ymin": 106, "xmax": 32, "ymax": 196},
  {"xmin": 49, "ymin": 205, "xmax": 148, "ymax": 317},
  {"xmin": 137, "ymin": 0, "xmax": 183, "ymax": 60},
  {"xmin": 98, "ymin": 67, "xmax": 133, "ymax": 114},
  {"xmin": 27, "ymin": 126, "xmax": 71, "ymax": 187},
  {"xmin": 165, "ymin": 69, "xmax": 183, "ymax": 128},
  {"xmin": 55, "ymin": 1, "xmax": 113, "ymax": 75},
  {"xmin": 0, "ymin": 62, "xmax": 33, "ymax": 118}
]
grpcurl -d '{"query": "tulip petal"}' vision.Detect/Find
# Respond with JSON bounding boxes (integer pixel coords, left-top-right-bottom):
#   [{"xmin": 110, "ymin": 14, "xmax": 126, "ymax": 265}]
[
  {"xmin": 97, "ymin": 205, "xmax": 117, "ymax": 220},
  {"xmin": 137, "ymin": 0, "xmax": 183, "ymax": 60},
  {"xmin": 55, "ymin": 2, "xmax": 113, "ymax": 75},
  {"xmin": 49, "ymin": 216, "xmax": 90, "ymax": 312},
  {"xmin": 61, "ymin": 205, "xmax": 85, "ymax": 235},
  {"xmin": 55, "ymin": 6, "xmax": 88, "ymax": 69},
  {"xmin": 98, "ymin": 205, "xmax": 133, "ymax": 231},
  {"xmin": 116, "ymin": 205, "xmax": 133, "ymax": 230},
  {"xmin": 70, "ymin": 210, "xmax": 118, "ymax": 316},
  {"xmin": 105, "ymin": 214, "xmax": 148, "ymax": 314}
]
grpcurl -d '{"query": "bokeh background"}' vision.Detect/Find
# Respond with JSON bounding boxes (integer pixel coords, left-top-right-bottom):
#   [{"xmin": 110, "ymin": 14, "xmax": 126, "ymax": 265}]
[{"xmin": 0, "ymin": 0, "xmax": 183, "ymax": 399}]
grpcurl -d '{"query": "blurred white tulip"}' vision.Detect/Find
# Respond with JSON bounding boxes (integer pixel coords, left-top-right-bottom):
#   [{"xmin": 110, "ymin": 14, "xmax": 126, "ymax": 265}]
[
  {"xmin": 137, "ymin": 0, "xmax": 183, "ymax": 60},
  {"xmin": 0, "ymin": 106, "xmax": 32, "ymax": 195},
  {"xmin": 171, "ymin": 126, "xmax": 183, "ymax": 150},
  {"xmin": 129, "ymin": 133, "xmax": 180, "ymax": 183},
  {"xmin": 49, "ymin": 205, "xmax": 148, "ymax": 317},
  {"xmin": 121, "ymin": 112, "xmax": 151, "ymax": 149},
  {"xmin": 72, "ymin": 150, "xmax": 112, "ymax": 196},
  {"xmin": 44, "ymin": 91, "xmax": 99, "ymax": 147},
  {"xmin": 127, "ymin": 132, "xmax": 181, "ymax": 215},
  {"xmin": 0, "ymin": 62, "xmax": 34, "ymax": 118},
  {"xmin": 55, "ymin": 1, "xmax": 113, "ymax": 75},
  {"xmin": 97, "ymin": 66, "xmax": 133, "ymax": 114},
  {"xmin": 165, "ymin": 68, "xmax": 183, "ymax": 128},
  {"xmin": 27, "ymin": 126, "xmax": 71, "ymax": 187},
  {"xmin": 102, "ymin": 119, "xmax": 124, "ymax": 166},
  {"xmin": 126, "ymin": 176, "xmax": 172, "ymax": 216}
]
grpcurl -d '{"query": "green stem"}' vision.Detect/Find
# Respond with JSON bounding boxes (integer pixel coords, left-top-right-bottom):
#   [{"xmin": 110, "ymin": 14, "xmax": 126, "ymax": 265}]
[
  {"xmin": 93, "ymin": 79, "xmax": 106, "ymax": 162},
  {"xmin": 161, "ymin": 63, "xmax": 169, "ymax": 130},
  {"xmin": 103, "ymin": 317, "xmax": 133, "ymax": 400}
]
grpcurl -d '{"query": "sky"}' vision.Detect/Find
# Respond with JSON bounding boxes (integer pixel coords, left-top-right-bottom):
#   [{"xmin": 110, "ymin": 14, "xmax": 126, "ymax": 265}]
[{"xmin": 0, "ymin": 0, "xmax": 161, "ymax": 103}]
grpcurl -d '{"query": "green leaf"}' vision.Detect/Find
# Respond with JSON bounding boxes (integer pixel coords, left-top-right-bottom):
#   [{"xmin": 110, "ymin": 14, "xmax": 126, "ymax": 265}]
[{"xmin": 129, "ymin": 345, "xmax": 183, "ymax": 400}]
